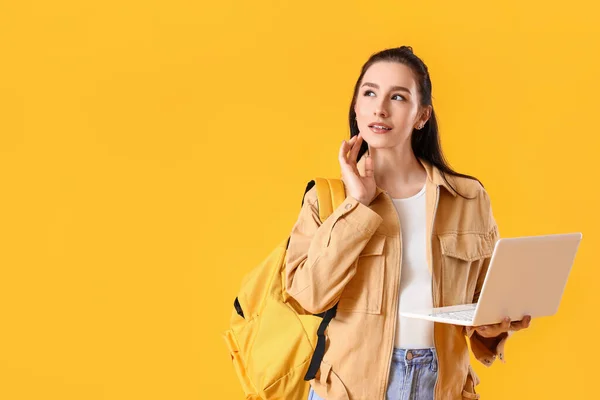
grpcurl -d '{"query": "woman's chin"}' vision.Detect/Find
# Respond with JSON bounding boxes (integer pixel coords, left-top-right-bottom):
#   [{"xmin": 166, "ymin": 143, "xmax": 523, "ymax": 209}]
[{"xmin": 362, "ymin": 134, "xmax": 398, "ymax": 149}]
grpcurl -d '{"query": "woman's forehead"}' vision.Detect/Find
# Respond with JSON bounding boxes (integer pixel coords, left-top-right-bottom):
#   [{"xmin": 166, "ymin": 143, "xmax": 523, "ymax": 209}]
[{"xmin": 361, "ymin": 61, "xmax": 417, "ymax": 90}]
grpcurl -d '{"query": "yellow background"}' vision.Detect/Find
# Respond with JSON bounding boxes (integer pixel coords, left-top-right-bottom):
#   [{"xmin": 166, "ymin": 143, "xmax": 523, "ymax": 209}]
[{"xmin": 0, "ymin": 0, "xmax": 598, "ymax": 399}]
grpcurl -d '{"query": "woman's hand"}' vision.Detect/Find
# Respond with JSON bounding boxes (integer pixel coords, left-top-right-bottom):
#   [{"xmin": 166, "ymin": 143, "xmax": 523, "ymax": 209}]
[
  {"xmin": 339, "ymin": 133, "xmax": 376, "ymax": 206},
  {"xmin": 465, "ymin": 315, "xmax": 532, "ymax": 338}
]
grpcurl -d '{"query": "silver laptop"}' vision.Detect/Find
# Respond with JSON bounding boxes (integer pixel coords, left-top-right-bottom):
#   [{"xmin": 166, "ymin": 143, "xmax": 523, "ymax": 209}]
[{"xmin": 400, "ymin": 233, "xmax": 583, "ymax": 326}]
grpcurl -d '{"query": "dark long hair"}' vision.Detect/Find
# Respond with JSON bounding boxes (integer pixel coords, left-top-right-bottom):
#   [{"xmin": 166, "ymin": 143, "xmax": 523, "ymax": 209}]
[{"xmin": 348, "ymin": 46, "xmax": 482, "ymax": 198}]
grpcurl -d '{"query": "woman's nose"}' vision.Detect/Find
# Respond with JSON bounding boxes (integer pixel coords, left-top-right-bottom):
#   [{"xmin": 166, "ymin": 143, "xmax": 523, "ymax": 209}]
[
  {"xmin": 373, "ymin": 98, "xmax": 389, "ymax": 117},
  {"xmin": 374, "ymin": 106, "xmax": 388, "ymax": 117}
]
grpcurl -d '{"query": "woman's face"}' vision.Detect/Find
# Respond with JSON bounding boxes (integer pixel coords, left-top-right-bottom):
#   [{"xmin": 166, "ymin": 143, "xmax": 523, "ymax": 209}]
[{"xmin": 354, "ymin": 61, "xmax": 428, "ymax": 150}]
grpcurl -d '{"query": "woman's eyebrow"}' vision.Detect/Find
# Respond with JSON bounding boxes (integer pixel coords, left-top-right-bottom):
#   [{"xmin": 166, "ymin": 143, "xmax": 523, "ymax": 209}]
[{"xmin": 361, "ymin": 82, "xmax": 412, "ymax": 95}]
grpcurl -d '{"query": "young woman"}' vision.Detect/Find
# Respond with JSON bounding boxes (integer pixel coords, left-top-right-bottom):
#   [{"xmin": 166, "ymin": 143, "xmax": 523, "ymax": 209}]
[{"xmin": 285, "ymin": 46, "xmax": 531, "ymax": 400}]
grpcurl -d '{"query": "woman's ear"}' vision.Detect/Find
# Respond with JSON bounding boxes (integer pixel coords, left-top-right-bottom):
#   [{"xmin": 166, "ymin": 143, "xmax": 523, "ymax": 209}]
[{"xmin": 419, "ymin": 105, "xmax": 432, "ymax": 125}]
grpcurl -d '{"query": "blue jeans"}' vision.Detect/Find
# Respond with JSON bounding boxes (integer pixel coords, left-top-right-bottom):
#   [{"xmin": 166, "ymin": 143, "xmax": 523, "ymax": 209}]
[{"xmin": 307, "ymin": 348, "xmax": 438, "ymax": 400}]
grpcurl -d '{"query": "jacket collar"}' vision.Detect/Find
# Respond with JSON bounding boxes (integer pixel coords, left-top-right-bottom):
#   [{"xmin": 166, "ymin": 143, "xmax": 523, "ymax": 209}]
[{"xmin": 355, "ymin": 151, "xmax": 458, "ymax": 198}]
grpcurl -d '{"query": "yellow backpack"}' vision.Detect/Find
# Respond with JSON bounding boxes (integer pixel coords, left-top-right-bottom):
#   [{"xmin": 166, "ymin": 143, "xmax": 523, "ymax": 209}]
[{"xmin": 222, "ymin": 178, "xmax": 346, "ymax": 400}]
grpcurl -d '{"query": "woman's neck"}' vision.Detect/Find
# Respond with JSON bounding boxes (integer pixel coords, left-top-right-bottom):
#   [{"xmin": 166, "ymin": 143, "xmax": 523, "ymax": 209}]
[{"xmin": 371, "ymin": 145, "xmax": 427, "ymax": 199}]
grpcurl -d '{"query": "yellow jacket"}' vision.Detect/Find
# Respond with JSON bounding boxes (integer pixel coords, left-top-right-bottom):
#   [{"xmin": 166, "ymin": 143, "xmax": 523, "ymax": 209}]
[{"xmin": 285, "ymin": 153, "xmax": 509, "ymax": 400}]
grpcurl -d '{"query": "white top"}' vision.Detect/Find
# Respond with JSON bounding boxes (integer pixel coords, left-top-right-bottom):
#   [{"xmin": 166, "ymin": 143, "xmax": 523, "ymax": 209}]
[{"xmin": 391, "ymin": 183, "xmax": 435, "ymax": 349}]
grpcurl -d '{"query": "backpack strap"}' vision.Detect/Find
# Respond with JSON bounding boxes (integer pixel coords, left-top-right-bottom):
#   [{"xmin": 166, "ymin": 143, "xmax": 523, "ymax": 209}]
[
  {"xmin": 304, "ymin": 302, "xmax": 338, "ymax": 381},
  {"xmin": 295, "ymin": 177, "xmax": 345, "ymax": 381},
  {"xmin": 313, "ymin": 178, "xmax": 346, "ymax": 223},
  {"xmin": 298, "ymin": 178, "xmax": 345, "ymax": 221}
]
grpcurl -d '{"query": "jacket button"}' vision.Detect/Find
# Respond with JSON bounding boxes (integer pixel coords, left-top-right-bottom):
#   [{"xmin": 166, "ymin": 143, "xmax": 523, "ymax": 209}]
[
  {"xmin": 345, "ymin": 203, "xmax": 352, "ymax": 210},
  {"xmin": 406, "ymin": 351, "xmax": 413, "ymax": 360}
]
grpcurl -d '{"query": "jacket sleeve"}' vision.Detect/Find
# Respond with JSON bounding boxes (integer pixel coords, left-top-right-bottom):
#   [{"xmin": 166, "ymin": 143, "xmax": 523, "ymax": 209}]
[
  {"xmin": 284, "ymin": 186, "xmax": 384, "ymax": 314},
  {"xmin": 464, "ymin": 190, "xmax": 513, "ymax": 367}
]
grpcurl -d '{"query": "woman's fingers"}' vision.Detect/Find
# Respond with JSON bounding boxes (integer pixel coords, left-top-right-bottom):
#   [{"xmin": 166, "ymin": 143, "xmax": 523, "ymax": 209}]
[
  {"xmin": 473, "ymin": 315, "xmax": 532, "ymax": 338},
  {"xmin": 339, "ymin": 138, "xmax": 352, "ymax": 166},
  {"xmin": 339, "ymin": 136, "xmax": 356, "ymax": 157},
  {"xmin": 364, "ymin": 152, "xmax": 374, "ymax": 177},
  {"xmin": 510, "ymin": 315, "xmax": 532, "ymax": 331},
  {"xmin": 339, "ymin": 135, "xmax": 361, "ymax": 176},
  {"xmin": 348, "ymin": 134, "xmax": 363, "ymax": 166},
  {"xmin": 474, "ymin": 325, "xmax": 491, "ymax": 337},
  {"xmin": 472, "ymin": 318, "xmax": 508, "ymax": 337},
  {"xmin": 501, "ymin": 317, "xmax": 511, "ymax": 331}
]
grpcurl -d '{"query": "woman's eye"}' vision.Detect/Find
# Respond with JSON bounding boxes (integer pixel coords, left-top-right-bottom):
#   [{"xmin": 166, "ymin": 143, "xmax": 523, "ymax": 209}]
[{"xmin": 362, "ymin": 90, "xmax": 404, "ymax": 101}]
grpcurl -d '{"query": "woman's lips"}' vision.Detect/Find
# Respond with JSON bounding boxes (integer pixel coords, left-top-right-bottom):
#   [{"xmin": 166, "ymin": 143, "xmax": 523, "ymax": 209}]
[{"xmin": 369, "ymin": 126, "xmax": 392, "ymax": 134}]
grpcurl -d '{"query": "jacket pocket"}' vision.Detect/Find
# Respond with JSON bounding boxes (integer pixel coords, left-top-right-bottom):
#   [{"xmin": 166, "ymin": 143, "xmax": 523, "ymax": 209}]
[
  {"xmin": 317, "ymin": 359, "xmax": 350, "ymax": 400},
  {"xmin": 439, "ymin": 232, "xmax": 494, "ymax": 262},
  {"xmin": 439, "ymin": 232, "xmax": 494, "ymax": 305},
  {"xmin": 461, "ymin": 365, "xmax": 481, "ymax": 399},
  {"xmin": 337, "ymin": 233, "xmax": 386, "ymax": 314}
]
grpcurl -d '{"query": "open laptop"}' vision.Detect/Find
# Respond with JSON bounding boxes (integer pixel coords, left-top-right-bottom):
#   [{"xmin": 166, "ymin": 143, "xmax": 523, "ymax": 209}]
[{"xmin": 400, "ymin": 233, "xmax": 583, "ymax": 327}]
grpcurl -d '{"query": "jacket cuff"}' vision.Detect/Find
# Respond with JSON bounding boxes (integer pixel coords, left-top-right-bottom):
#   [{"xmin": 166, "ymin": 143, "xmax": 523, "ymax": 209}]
[
  {"xmin": 464, "ymin": 327, "xmax": 514, "ymax": 366},
  {"xmin": 332, "ymin": 195, "xmax": 383, "ymax": 235}
]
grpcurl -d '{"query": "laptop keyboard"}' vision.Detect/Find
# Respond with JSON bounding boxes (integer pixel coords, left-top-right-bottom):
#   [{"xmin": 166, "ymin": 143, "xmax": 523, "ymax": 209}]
[{"xmin": 429, "ymin": 307, "xmax": 475, "ymax": 322}]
